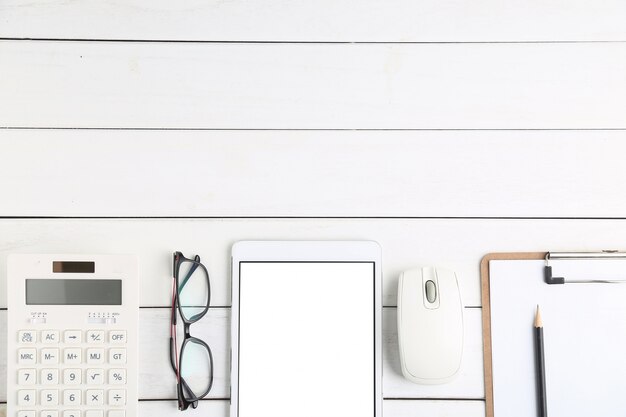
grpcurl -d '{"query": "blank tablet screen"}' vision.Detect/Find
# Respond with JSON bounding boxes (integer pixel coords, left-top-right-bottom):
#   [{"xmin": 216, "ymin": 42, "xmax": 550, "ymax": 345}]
[{"xmin": 238, "ymin": 262, "xmax": 375, "ymax": 417}]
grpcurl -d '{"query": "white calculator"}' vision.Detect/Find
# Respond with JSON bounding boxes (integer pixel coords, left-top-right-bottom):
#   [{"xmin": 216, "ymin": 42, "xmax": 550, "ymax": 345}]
[{"xmin": 7, "ymin": 254, "xmax": 139, "ymax": 417}]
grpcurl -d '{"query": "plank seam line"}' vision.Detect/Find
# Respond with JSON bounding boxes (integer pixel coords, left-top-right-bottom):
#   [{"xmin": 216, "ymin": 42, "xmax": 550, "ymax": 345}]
[
  {"xmin": 384, "ymin": 397, "xmax": 486, "ymax": 401},
  {"xmin": 0, "ymin": 306, "xmax": 482, "ymax": 310},
  {"xmin": 2, "ymin": 127, "xmax": 626, "ymax": 132},
  {"xmin": 1, "ymin": 216, "xmax": 626, "ymax": 220},
  {"xmin": 136, "ymin": 306, "xmax": 481, "ymax": 309},
  {"xmin": 138, "ymin": 397, "xmax": 230, "ymax": 402},
  {"xmin": 2, "ymin": 38, "xmax": 626, "ymax": 44},
  {"xmin": 139, "ymin": 305, "xmax": 231, "ymax": 309},
  {"xmin": 134, "ymin": 397, "xmax": 486, "ymax": 402}
]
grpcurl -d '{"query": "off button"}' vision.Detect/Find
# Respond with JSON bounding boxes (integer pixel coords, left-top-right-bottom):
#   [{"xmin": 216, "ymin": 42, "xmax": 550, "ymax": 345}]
[{"xmin": 109, "ymin": 331, "xmax": 126, "ymax": 344}]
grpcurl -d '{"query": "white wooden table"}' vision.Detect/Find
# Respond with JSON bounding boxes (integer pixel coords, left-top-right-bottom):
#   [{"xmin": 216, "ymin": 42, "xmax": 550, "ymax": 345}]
[{"xmin": 1, "ymin": 2, "xmax": 626, "ymax": 416}]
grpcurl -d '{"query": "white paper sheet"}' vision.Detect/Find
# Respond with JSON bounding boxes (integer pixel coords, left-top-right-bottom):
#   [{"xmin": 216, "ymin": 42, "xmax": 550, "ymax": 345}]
[{"xmin": 490, "ymin": 259, "xmax": 626, "ymax": 416}]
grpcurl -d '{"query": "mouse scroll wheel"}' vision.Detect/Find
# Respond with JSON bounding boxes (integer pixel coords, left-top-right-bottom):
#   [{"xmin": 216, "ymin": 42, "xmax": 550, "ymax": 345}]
[{"xmin": 425, "ymin": 280, "xmax": 437, "ymax": 303}]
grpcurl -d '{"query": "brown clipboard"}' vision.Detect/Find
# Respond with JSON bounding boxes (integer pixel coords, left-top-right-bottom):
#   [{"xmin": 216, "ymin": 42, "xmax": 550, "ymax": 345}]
[{"xmin": 480, "ymin": 252, "xmax": 547, "ymax": 417}]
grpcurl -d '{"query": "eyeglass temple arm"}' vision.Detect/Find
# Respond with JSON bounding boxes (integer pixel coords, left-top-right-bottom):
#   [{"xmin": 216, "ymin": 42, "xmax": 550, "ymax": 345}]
[
  {"xmin": 178, "ymin": 377, "xmax": 200, "ymax": 409},
  {"xmin": 178, "ymin": 255, "xmax": 201, "ymax": 291},
  {"xmin": 169, "ymin": 336, "xmax": 178, "ymax": 374}
]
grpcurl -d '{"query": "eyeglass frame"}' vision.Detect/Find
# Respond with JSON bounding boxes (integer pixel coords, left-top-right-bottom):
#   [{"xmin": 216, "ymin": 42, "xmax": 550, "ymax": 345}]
[{"xmin": 169, "ymin": 251, "xmax": 214, "ymax": 410}]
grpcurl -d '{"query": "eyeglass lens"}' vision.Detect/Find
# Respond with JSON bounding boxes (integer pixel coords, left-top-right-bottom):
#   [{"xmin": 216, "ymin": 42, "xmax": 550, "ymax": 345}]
[
  {"xmin": 177, "ymin": 259, "xmax": 209, "ymax": 322},
  {"xmin": 180, "ymin": 339, "xmax": 213, "ymax": 397}
]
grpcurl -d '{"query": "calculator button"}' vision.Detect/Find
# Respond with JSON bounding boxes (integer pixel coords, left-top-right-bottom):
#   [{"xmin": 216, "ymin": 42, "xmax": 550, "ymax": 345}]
[
  {"xmin": 18, "ymin": 389, "xmax": 36, "ymax": 406},
  {"xmin": 87, "ymin": 348, "xmax": 105, "ymax": 364},
  {"xmin": 19, "ymin": 330, "xmax": 37, "ymax": 344},
  {"xmin": 64, "ymin": 330, "xmax": 82, "ymax": 344},
  {"xmin": 108, "ymin": 331, "xmax": 126, "ymax": 344},
  {"xmin": 85, "ymin": 411, "xmax": 103, "ymax": 417},
  {"xmin": 40, "ymin": 411, "xmax": 58, "ymax": 417},
  {"xmin": 17, "ymin": 411, "xmax": 36, "ymax": 417},
  {"xmin": 41, "ymin": 369, "xmax": 59, "ymax": 385},
  {"xmin": 86, "ymin": 330, "xmax": 105, "ymax": 344},
  {"xmin": 108, "ymin": 348, "xmax": 126, "ymax": 364},
  {"xmin": 41, "ymin": 348, "xmax": 60, "ymax": 365},
  {"xmin": 18, "ymin": 368, "xmax": 37, "ymax": 385},
  {"xmin": 107, "ymin": 411, "xmax": 125, "ymax": 417},
  {"xmin": 41, "ymin": 330, "xmax": 60, "ymax": 343},
  {"xmin": 18, "ymin": 348, "xmax": 37, "ymax": 364},
  {"xmin": 86, "ymin": 369, "xmax": 104, "ymax": 385},
  {"xmin": 63, "ymin": 368, "xmax": 82, "ymax": 385},
  {"xmin": 40, "ymin": 389, "xmax": 59, "ymax": 405},
  {"xmin": 108, "ymin": 369, "xmax": 126, "ymax": 384},
  {"xmin": 107, "ymin": 389, "xmax": 126, "ymax": 406},
  {"xmin": 63, "ymin": 389, "xmax": 82, "ymax": 406},
  {"xmin": 63, "ymin": 411, "xmax": 81, "ymax": 417},
  {"xmin": 88, "ymin": 317, "xmax": 107, "ymax": 324},
  {"xmin": 64, "ymin": 348, "xmax": 82, "ymax": 364},
  {"xmin": 86, "ymin": 389, "xmax": 104, "ymax": 406},
  {"xmin": 29, "ymin": 317, "xmax": 46, "ymax": 324}
]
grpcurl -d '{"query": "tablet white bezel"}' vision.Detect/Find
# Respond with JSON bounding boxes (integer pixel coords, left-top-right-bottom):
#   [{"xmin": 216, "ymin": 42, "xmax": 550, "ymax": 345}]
[{"xmin": 230, "ymin": 240, "xmax": 383, "ymax": 417}]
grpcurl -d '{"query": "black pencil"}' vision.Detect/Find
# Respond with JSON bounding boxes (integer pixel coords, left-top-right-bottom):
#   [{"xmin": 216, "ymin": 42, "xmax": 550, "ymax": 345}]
[{"xmin": 535, "ymin": 305, "xmax": 548, "ymax": 417}]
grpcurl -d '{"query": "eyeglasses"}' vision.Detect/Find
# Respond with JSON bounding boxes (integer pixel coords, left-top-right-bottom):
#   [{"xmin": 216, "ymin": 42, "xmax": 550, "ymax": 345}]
[{"xmin": 169, "ymin": 251, "xmax": 214, "ymax": 410}]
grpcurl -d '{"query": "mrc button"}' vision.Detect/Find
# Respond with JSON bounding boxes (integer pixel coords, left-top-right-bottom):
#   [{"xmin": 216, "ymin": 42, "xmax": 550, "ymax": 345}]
[
  {"xmin": 109, "ymin": 331, "xmax": 126, "ymax": 344},
  {"xmin": 18, "ymin": 348, "xmax": 36, "ymax": 364}
]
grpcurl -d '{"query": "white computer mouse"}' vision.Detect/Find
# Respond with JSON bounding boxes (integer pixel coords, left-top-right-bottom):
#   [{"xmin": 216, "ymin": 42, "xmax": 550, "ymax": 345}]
[{"xmin": 397, "ymin": 266, "xmax": 464, "ymax": 384}]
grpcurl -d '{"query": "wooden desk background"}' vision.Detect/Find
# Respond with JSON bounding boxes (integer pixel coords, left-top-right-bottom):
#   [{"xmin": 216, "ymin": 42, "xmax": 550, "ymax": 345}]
[{"xmin": 1, "ymin": 1, "xmax": 626, "ymax": 416}]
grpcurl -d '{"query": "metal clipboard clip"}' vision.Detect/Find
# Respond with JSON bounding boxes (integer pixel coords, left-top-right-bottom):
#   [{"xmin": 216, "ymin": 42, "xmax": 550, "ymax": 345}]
[{"xmin": 544, "ymin": 250, "xmax": 626, "ymax": 284}]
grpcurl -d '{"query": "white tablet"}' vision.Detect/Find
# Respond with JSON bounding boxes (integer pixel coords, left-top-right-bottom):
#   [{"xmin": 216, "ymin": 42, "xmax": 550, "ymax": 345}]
[{"xmin": 231, "ymin": 241, "xmax": 382, "ymax": 417}]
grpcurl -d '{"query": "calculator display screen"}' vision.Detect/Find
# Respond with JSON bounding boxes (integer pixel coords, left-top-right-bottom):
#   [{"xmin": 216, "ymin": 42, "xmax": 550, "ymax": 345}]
[{"xmin": 25, "ymin": 279, "xmax": 122, "ymax": 305}]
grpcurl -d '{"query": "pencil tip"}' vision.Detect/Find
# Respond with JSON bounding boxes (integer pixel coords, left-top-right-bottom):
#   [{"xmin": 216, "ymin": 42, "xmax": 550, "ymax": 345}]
[{"xmin": 535, "ymin": 305, "xmax": 543, "ymax": 327}]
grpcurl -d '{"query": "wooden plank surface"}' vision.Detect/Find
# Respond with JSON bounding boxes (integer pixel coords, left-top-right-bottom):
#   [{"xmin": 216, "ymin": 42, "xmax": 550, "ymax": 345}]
[
  {"xmin": 2, "ymin": 42, "xmax": 625, "ymax": 129},
  {"xmin": 3, "ymin": 219, "xmax": 626, "ymax": 309},
  {"xmin": 0, "ymin": 399, "xmax": 488, "ymax": 417},
  {"xmin": 133, "ymin": 401, "xmax": 228, "ymax": 417},
  {"xmin": 384, "ymin": 399, "xmax": 485, "ymax": 417},
  {"xmin": 0, "ymin": 308, "xmax": 484, "ymax": 403},
  {"xmin": 2, "ymin": 131, "xmax": 626, "ymax": 218},
  {"xmin": 1, "ymin": 0, "xmax": 625, "ymax": 42}
]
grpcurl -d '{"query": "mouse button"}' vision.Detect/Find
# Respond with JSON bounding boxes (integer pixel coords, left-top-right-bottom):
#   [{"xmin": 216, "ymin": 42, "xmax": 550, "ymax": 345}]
[
  {"xmin": 401, "ymin": 270, "xmax": 422, "ymax": 292},
  {"xmin": 423, "ymin": 268, "xmax": 441, "ymax": 310},
  {"xmin": 398, "ymin": 273, "xmax": 423, "ymax": 316},
  {"xmin": 425, "ymin": 280, "xmax": 437, "ymax": 303},
  {"xmin": 436, "ymin": 269, "xmax": 463, "ymax": 307}
]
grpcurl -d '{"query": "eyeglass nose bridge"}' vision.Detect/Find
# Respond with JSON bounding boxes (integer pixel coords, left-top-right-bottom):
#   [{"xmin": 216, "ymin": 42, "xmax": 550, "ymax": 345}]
[{"xmin": 183, "ymin": 321, "xmax": 192, "ymax": 339}]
